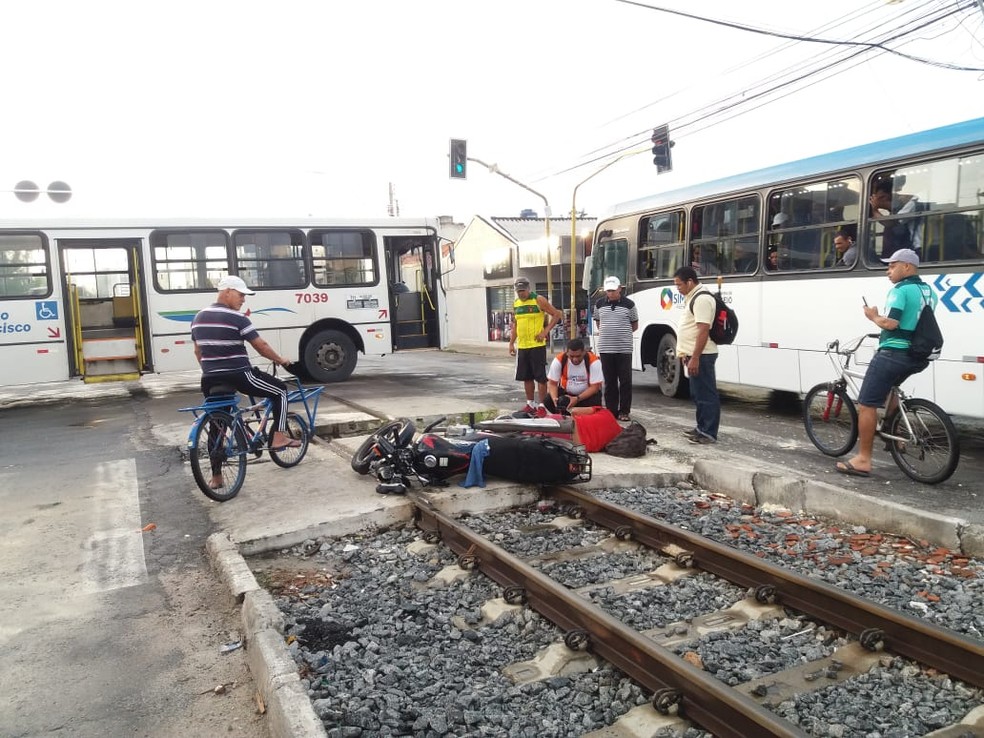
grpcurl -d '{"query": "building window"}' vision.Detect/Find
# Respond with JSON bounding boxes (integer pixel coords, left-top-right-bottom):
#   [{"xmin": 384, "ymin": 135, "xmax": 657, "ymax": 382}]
[{"xmin": 486, "ymin": 285, "xmax": 514, "ymax": 342}]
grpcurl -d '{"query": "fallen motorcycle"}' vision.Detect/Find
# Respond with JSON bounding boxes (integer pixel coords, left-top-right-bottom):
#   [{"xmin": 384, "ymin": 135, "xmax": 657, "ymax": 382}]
[{"xmin": 350, "ymin": 416, "xmax": 592, "ymax": 495}]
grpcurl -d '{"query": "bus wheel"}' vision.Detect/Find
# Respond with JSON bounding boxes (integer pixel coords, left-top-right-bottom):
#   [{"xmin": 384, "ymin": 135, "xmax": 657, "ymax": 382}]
[
  {"xmin": 656, "ymin": 333, "xmax": 688, "ymax": 398},
  {"xmin": 304, "ymin": 329, "xmax": 357, "ymax": 383}
]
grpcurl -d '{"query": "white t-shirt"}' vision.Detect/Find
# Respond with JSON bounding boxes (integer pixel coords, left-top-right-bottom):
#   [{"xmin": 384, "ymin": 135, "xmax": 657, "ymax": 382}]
[{"xmin": 547, "ymin": 354, "xmax": 604, "ymax": 396}]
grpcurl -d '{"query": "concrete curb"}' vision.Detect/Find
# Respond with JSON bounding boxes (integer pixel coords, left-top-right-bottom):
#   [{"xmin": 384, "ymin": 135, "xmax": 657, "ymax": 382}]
[
  {"xmin": 206, "ymin": 532, "xmax": 327, "ymax": 738},
  {"xmin": 691, "ymin": 460, "xmax": 983, "ymax": 557}
]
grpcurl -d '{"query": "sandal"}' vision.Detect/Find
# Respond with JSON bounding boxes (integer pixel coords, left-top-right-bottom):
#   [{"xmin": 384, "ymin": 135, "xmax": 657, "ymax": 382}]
[{"xmin": 270, "ymin": 438, "xmax": 303, "ymax": 451}]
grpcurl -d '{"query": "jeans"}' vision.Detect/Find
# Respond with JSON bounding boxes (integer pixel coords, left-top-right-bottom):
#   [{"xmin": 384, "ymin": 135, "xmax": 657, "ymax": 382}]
[
  {"xmin": 689, "ymin": 353, "xmax": 719, "ymax": 440},
  {"xmin": 600, "ymin": 353, "xmax": 633, "ymax": 416}
]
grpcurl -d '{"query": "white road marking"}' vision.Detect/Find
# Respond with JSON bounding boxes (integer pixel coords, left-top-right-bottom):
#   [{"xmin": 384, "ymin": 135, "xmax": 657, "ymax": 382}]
[{"xmin": 80, "ymin": 458, "xmax": 149, "ymax": 593}]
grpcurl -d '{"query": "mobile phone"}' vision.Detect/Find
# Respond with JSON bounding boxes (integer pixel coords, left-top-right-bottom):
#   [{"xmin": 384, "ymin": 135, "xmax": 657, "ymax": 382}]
[{"xmin": 862, "ymin": 296, "xmax": 868, "ymax": 306}]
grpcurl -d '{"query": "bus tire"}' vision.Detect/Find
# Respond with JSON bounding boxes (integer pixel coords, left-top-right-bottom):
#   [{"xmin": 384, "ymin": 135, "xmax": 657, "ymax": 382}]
[
  {"xmin": 656, "ymin": 333, "xmax": 688, "ymax": 398},
  {"xmin": 304, "ymin": 329, "xmax": 357, "ymax": 383}
]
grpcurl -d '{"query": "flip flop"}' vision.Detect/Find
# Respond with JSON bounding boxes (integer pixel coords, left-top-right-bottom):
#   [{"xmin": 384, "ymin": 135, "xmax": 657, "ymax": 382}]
[
  {"xmin": 270, "ymin": 438, "xmax": 303, "ymax": 451},
  {"xmin": 835, "ymin": 461, "xmax": 870, "ymax": 478}
]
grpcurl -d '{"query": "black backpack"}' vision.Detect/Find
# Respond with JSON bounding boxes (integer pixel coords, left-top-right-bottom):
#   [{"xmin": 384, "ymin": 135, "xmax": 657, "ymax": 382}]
[
  {"xmin": 691, "ymin": 290, "xmax": 739, "ymax": 345},
  {"xmin": 909, "ymin": 284, "xmax": 943, "ymax": 362},
  {"xmin": 603, "ymin": 420, "xmax": 656, "ymax": 458}
]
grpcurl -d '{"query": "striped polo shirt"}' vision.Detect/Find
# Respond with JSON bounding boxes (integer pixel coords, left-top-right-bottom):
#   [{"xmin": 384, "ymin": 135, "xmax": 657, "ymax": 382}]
[
  {"xmin": 191, "ymin": 303, "xmax": 259, "ymax": 374},
  {"xmin": 593, "ymin": 295, "xmax": 638, "ymax": 354}
]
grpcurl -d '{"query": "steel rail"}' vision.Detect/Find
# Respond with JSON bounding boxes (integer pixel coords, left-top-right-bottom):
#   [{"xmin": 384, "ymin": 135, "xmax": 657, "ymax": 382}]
[
  {"xmin": 408, "ymin": 492, "xmax": 809, "ymax": 738},
  {"xmin": 545, "ymin": 485, "xmax": 984, "ymax": 690}
]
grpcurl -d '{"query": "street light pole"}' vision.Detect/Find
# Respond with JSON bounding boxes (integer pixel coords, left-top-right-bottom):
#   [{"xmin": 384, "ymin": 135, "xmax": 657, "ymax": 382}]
[
  {"xmin": 569, "ymin": 146, "xmax": 650, "ymax": 335},
  {"xmin": 468, "ymin": 156, "xmax": 554, "ymax": 302}
]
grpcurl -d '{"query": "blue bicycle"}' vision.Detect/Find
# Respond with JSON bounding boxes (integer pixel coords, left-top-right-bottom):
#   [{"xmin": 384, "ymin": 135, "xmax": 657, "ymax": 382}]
[{"xmin": 179, "ymin": 367, "xmax": 323, "ymax": 501}]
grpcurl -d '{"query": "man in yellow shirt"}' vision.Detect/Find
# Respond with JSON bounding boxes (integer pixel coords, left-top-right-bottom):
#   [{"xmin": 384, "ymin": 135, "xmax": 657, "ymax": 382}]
[{"xmin": 508, "ymin": 277, "xmax": 563, "ymax": 417}]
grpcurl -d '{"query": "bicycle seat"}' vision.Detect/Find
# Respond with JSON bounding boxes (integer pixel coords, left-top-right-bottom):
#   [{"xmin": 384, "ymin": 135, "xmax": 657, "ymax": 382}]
[{"xmin": 205, "ymin": 383, "xmax": 238, "ymax": 397}]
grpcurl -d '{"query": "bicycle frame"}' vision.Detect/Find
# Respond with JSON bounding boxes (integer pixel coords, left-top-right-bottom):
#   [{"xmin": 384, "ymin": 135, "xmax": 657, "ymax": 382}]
[
  {"xmin": 179, "ymin": 374, "xmax": 323, "ymax": 451},
  {"xmin": 821, "ymin": 335, "xmax": 919, "ymax": 445}
]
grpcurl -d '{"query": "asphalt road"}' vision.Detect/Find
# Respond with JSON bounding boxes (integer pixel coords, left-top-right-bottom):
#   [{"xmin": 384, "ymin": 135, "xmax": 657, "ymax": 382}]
[{"xmin": 0, "ymin": 395, "xmax": 267, "ymax": 737}]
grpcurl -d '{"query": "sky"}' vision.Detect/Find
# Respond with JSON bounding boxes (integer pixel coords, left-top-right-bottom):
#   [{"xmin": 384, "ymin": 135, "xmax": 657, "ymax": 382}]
[{"xmin": 1, "ymin": 0, "xmax": 982, "ymax": 224}]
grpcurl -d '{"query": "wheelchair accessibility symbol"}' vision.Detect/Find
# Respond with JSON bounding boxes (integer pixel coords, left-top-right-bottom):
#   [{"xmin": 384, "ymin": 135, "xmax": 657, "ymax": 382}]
[{"xmin": 36, "ymin": 301, "xmax": 58, "ymax": 320}]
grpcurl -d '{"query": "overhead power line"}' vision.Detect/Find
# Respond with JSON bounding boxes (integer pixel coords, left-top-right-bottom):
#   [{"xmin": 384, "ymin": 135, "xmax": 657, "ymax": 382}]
[
  {"xmin": 615, "ymin": 0, "xmax": 984, "ymax": 71},
  {"xmin": 540, "ymin": 0, "xmax": 982, "ymax": 181}
]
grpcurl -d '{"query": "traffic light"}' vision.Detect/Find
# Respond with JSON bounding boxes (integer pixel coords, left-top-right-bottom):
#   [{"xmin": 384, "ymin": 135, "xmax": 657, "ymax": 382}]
[
  {"xmin": 651, "ymin": 125, "xmax": 673, "ymax": 173},
  {"xmin": 449, "ymin": 139, "xmax": 467, "ymax": 179}
]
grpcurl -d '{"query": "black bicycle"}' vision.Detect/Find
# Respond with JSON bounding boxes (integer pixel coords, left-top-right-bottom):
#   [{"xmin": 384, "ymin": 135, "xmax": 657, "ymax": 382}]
[
  {"xmin": 802, "ymin": 335, "xmax": 960, "ymax": 484},
  {"xmin": 178, "ymin": 367, "xmax": 323, "ymax": 501}
]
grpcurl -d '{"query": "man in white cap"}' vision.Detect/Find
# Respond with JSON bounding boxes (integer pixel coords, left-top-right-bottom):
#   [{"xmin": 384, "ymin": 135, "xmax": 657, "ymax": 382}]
[
  {"xmin": 192, "ymin": 276, "xmax": 298, "ymax": 488},
  {"xmin": 835, "ymin": 248, "xmax": 937, "ymax": 477},
  {"xmin": 593, "ymin": 276, "xmax": 638, "ymax": 422}
]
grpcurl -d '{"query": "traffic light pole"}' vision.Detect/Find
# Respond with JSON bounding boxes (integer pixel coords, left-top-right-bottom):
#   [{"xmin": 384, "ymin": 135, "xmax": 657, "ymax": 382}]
[
  {"xmin": 569, "ymin": 146, "xmax": 650, "ymax": 336},
  {"xmin": 468, "ymin": 156, "xmax": 555, "ymax": 340}
]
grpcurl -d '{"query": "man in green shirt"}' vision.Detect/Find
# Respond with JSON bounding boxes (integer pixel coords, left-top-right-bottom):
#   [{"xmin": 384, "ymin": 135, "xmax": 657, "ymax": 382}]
[{"xmin": 836, "ymin": 248, "xmax": 937, "ymax": 477}]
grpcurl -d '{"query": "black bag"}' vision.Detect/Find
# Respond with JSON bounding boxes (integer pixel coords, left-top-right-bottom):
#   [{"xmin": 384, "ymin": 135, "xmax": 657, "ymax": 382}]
[
  {"xmin": 909, "ymin": 284, "xmax": 943, "ymax": 361},
  {"xmin": 691, "ymin": 291, "xmax": 738, "ymax": 345},
  {"xmin": 603, "ymin": 420, "xmax": 655, "ymax": 458},
  {"xmin": 483, "ymin": 435, "xmax": 582, "ymax": 483}
]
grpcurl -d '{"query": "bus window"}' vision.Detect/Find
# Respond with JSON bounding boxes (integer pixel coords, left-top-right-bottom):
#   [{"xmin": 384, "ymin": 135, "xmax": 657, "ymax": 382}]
[
  {"xmin": 152, "ymin": 230, "xmax": 230, "ymax": 291},
  {"xmin": 869, "ymin": 155, "xmax": 984, "ymax": 264},
  {"xmin": 692, "ymin": 195, "xmax": 760, "ymax": 276},
  {"xmin": 767, "ymin": 177, "xmax": 860, "ymax": 270},
  {"xmin": 638, "ymin": 211, "xmax": 685, "ymax": 280},
  {"xmin": 309, "ymin": 230, "xmax": 377, "ymax": 287},
  {"xmin": 0, "ymin": 233, "xmax": 49, "ymax": 298},
  {"xmin": 233, "ymin": 230, "xmax": 306, "ymax": 289}
]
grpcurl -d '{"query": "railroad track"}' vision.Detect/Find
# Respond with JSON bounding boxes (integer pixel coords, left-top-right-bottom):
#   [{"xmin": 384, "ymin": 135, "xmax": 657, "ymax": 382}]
[{"xmin": 401, "ymin": 485, "xmax": 984, "ymax": 738}]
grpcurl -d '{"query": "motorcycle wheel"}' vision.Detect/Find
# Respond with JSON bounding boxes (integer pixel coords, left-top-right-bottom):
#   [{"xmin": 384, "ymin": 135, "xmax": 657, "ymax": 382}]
[{"xmin": 351, "ymin": 420, "xmax": 407, "ymax": 474}]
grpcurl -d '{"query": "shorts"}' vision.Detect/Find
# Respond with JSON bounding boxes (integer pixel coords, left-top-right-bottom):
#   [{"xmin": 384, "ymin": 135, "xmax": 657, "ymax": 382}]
[
  {"xmin": 515, "ymin": 345, "xmax": 547, "ymax": 383},
  {"xmin": 857, "ymin": 349, "xmax": 928, "ymax": 408}
]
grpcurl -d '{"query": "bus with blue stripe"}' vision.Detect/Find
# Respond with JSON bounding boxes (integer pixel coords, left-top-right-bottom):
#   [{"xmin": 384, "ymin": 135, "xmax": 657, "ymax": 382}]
[{"xmin": 588, "ymin": 117, "xmax": 984, "ymax": 418}]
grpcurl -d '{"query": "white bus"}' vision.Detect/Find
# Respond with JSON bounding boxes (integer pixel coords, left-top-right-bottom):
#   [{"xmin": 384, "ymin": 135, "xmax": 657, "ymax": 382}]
[
  {"xmin": 0, "ymin": 217, "xmax": 448, "ymax": 386},
  {"xmin": 588, "ymin": 117, "xmax": 984, "ymax": 419}
]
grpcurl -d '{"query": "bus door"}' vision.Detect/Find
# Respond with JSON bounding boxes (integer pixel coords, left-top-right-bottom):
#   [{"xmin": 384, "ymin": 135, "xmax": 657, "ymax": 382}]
[
  {"xmin": 58, "ymin": 239, "xmax": 148, "ymax": 383},
  {"xmin": 384, "ymin": 235, "xmax": 440, "ymax": 350}
]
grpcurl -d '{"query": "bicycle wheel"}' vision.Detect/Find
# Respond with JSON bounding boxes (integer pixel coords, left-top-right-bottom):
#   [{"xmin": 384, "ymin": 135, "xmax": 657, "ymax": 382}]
[
  {"xmin": 803, "ymin": 383, "xmax": 858, "ymax": 457},
  {"xmin": 270, "ymin": 412, "xmax": 310, "ymax": 468},
  {"xmin": 189, "ymin": 411, "xmax": 247, "ymax": 502},
  {"xmin": 886, "ymin": 398, "xmax": 960, "ymax": 484}
]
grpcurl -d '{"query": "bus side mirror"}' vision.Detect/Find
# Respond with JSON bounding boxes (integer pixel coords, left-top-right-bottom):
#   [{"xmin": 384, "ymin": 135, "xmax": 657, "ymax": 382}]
[{"xmin": 582, "ymin": 254, "xmax": 593, "ymax": 292}]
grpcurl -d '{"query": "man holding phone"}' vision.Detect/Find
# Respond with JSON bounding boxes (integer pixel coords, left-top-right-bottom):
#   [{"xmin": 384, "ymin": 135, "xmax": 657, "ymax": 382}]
[{"xmin": 835, "ymin": 249, "xmax": 937, "ymax": 477}]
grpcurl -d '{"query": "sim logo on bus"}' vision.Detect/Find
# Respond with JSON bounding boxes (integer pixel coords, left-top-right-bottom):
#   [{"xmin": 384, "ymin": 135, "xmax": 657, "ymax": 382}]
[{"xmin": 659, "ymin": 288, "xmax": 683, "ymax": 310}]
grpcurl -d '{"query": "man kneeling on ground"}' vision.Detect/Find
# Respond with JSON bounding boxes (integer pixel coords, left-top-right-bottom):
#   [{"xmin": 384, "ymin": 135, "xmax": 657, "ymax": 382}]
[{"xmin": 544, "ymin": 338, "xmax": 603, "ymax": 414}]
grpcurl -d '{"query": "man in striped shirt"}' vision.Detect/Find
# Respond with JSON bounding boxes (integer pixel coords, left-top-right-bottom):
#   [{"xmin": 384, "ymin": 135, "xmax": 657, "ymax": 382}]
[
  {"xmin": 191, "ymin": 276, "xmax": 299, "ymax": 472},
  {"xmin": 593, "ymin": 276, "xmax": 639, "ymax": 422}
]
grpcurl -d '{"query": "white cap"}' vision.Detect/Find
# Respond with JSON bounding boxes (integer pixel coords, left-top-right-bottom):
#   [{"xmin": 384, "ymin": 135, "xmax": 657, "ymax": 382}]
[
  {"xmin": 880, "ymin": 248, "xmax": 919, "ymax": 266},
  {"xmin": 772, "ymin": 212, "xmax": 789, "ymax": 227},
  {"xmin": 603, "ymin": 276, "xmax": 621, "ymax": 291},
  {"xmin": 217, "ymin": 275, "xmax": 256, "ymax": 295}
]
